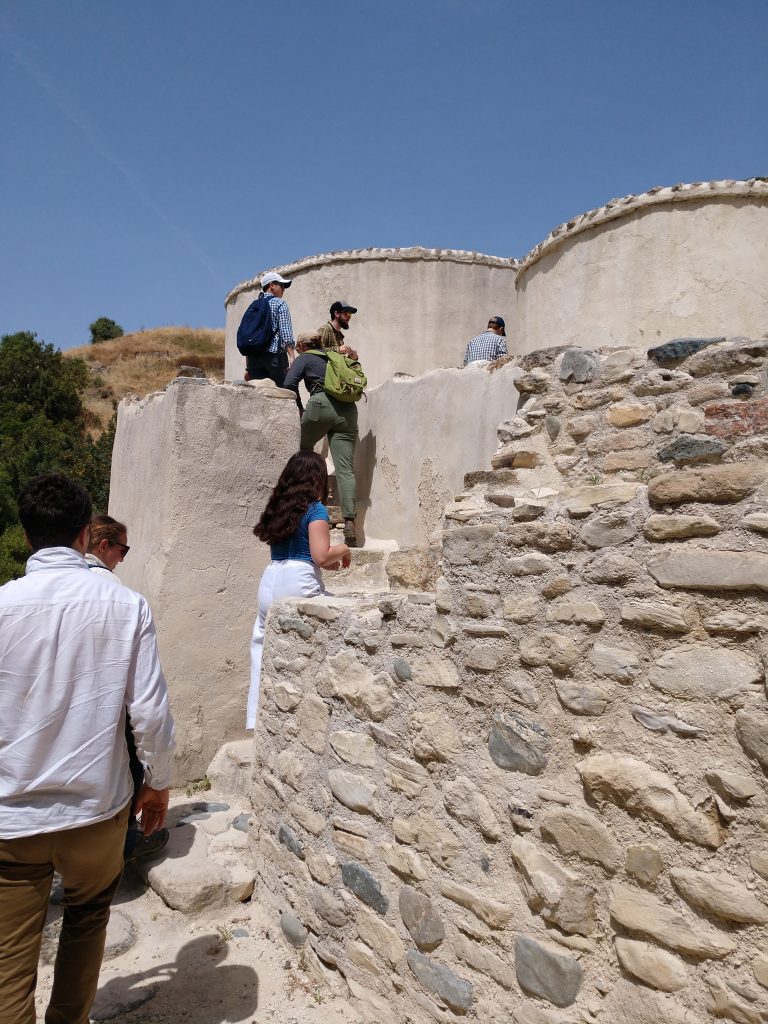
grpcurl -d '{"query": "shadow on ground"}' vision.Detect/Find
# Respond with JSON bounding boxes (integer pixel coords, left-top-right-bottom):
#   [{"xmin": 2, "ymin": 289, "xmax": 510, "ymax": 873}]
[{"xmin": 90, "ymin": 934, "xmax": 259, "ymax": 1022}]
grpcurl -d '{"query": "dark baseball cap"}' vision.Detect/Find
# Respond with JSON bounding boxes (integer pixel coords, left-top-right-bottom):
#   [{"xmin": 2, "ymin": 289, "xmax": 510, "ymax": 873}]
[
  {"xmin": 488, "ymin": 315, "xmax": 506, "ymax": 336},
  {"xmin": 330, "ymin": 301, "xmax": 358, "ymax": 317}
]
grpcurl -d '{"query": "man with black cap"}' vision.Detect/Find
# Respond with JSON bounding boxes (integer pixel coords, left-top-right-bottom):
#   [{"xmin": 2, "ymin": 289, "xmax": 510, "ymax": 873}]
[
  {"xmin": 462, "ymin": 316, "xmax": 508, "ymax": 366},
  {"xmin": 243, "ymin": 271, "xmax": 297, "ymax": 387},
  {"xmin": 317, "ymin": 301, "xmax": 358, "ymax": 360}
]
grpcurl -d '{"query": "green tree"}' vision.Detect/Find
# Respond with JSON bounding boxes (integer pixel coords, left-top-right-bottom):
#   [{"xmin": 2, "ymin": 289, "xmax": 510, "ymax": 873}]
[
  {"xmin": 0, "ymin": 331, "xmax": 116, "ymax": 583},
  {"xmin": 89, "ymin": 317, "xmax": 124, "ymax": 344}
]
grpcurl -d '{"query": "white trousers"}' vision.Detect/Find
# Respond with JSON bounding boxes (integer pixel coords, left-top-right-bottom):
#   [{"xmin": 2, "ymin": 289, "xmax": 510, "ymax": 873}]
[{"xmin": 247, "ymin": 559, "xmax": 325, "ymax": 729}]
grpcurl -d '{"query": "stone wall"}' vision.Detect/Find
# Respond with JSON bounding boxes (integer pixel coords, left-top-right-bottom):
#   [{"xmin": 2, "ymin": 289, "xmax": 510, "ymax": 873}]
[
  {"xmin": 250, "ymin": 334, "xmax": 768, "ymax": 1023},
  {"xmin": 355, "ymin": 360, "xmax": 521, "ymax": 547},
  {"xmin": 110, "ymin": 378, "xmax": 299, "ymax": 783},
  {"xmin": 224, "ymin": 248, "xmax": 519, "ymax": 388}
]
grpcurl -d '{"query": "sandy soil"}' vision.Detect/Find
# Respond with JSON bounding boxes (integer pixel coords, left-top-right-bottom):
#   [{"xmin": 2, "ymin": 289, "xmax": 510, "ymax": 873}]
[{"xmin": 35, "ymin": 821, "xmax": 361, "ymax": 1024}]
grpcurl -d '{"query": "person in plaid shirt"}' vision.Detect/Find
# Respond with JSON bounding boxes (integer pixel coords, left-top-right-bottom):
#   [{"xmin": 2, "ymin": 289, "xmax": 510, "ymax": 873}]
[
  {"xmin": 244, "ymin": 271, "xmax": 296, "ymax": 387},
  {"xmin": 316, "ymin": 300, "xmax": 359, "ymax": 360},
  {"xmin": 462, "ymin": 316, "xmax": 508, "ymax": 366}
]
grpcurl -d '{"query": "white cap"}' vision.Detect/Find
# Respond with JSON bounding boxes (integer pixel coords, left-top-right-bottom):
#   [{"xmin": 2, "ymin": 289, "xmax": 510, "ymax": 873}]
[{"xmin": 261, "ymin": 271, "xmax": 292, "ymax": 288}]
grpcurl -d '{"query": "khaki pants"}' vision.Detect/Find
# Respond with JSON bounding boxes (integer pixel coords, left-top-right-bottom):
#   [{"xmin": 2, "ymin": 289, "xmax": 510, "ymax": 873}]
[
  {"xmin": 0, "ymin": 803, "xmax": 130, "ymax": 1024},
  {"xmin": 300, "ymin": 392, "xmax": 358, "ymax": 519}
]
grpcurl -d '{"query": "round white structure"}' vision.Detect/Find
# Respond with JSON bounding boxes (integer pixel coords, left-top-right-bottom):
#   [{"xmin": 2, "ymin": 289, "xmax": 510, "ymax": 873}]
[
  {"xmin": 515, "ymin": 179, "xmax": 768, "ymax": 353},
  {"xmin": 224, "ymin": 247, "xmax": 519, "ymax": 388}
]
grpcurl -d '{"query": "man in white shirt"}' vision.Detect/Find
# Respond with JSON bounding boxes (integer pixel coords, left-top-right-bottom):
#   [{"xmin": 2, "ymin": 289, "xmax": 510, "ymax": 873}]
[{"xmin": 0, "ymin": 473, "xmax": 176, "ymax": 1024}]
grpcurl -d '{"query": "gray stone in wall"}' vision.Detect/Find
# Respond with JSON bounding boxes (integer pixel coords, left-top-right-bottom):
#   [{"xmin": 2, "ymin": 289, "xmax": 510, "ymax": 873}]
[
  {"xmin": 279, "ymin": 911, "xmax": 308, "ymax": 948},
  {"xmin": 399, "ymin": 886, "xmax": 445, "ymax": 951},
  {"xmin": 341, "ymin": 861, "xmax": 389, "ymax": 915},
  {"xmin": 670, "ymin": 867, "xmax": 768, "ymax": 925},
  {"xmin": 557, "ymin": 348, "xmax": 600, "ymax": 384},
  {"xmin": 393, "ymin": 657, "xmax": 412, "ymax": 681},
  {"xmin": 580, "ymin": 513, "xmax": 637, "ymax": 549},
  {"xmin": 277, "ymin": 824, "xmax": 304, "ymax": 860},
  {"xmin": 515, "ymin": 935, "xmax": 582, "ymax": 1007},
  {"xmin": 488, "ymin": 710, "xmax": 551, "ymax": 774},
  {"xmin": 406, "ymin": 950, "xmax": 474, "ymax": 1013},
  {"xmin": 657, "ymin": 435, "xmax": 726, "ymax": 466},
  {"xmin": 647, "ymin": 337, "xmax": 725, "ymax": 364}
]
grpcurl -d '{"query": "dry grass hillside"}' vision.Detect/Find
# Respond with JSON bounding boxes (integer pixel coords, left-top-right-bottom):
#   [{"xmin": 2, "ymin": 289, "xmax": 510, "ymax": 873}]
[{"xmin": 65, "ymin": 326, "xmax": 225, "ymax": 434}]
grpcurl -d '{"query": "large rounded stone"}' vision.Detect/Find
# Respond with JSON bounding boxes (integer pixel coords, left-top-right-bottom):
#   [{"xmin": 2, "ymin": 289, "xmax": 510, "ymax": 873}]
[
  {"xmin": 514, "ymin": 935, "xmax": 582, "ymax": 1007},
  {"xmin": 398, "ymin": 886, "xmax": 445, "ymax": 951}
]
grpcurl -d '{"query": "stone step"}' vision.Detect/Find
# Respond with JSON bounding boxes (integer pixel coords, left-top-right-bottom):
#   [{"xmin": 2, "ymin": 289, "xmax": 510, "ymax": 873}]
[{"xmin": 326, "ymin": 546, "xmax": 391, "ymax": 595}]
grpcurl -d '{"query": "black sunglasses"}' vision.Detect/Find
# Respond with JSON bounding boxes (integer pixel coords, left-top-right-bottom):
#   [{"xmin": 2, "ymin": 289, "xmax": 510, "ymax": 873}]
[{"xmin": 113, "ymin": 542, "xmax": 130, "ymax": 556}]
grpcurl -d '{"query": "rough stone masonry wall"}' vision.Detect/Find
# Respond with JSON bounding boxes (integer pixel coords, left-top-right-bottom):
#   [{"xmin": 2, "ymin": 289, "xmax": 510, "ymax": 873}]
[{"xmin": 250, "ymin": 334, "xmax": 768, "ymax": 1024}]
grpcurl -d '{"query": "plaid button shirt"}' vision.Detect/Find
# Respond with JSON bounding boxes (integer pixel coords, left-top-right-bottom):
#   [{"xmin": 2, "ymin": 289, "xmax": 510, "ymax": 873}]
[
  {"xmin": 462, "ymin": 331, "xmax": 508, "ymax": 366},
  {"xmin": 266, "ymin": 295, "xmax": 296, "ymax": 354}
]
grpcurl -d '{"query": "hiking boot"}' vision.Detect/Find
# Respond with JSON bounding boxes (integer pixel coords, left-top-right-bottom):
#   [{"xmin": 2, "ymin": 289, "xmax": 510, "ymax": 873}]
[
  {"xmin": 343, "ymin": 519, "xmax": 358, "ymax": 547},
  {"xmin": 124, "ymin": 827, "xmax": 170, "ymax": 866}
]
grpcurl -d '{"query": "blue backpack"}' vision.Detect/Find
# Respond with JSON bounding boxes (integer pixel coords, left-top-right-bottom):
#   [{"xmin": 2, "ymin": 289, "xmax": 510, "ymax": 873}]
[{"xmin": 236, "ymin": 295, "xmax": 275, "ymax": 354}]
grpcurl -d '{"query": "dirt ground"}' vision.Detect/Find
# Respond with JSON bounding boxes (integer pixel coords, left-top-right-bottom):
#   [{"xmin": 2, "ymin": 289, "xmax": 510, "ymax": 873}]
[{"xmin": 36, "ymin": 844, "xmax": 360, "ymax": 1024}]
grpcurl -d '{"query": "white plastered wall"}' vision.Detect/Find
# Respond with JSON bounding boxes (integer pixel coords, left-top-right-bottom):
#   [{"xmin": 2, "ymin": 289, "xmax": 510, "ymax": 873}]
[
  {"xmin": 224, "ymin": 249, "xmax": 519, "ymax": 389},
  {"xmin": 110, "ymin": 379, "xmax": 299, "ymax": 783},
  {"xmin": 354, "ymin": 360, "xmax": 521, "ymax": 547},
  {"xmin": 516, "ymin": 195, "xmax": 768, "ymax": 353}
]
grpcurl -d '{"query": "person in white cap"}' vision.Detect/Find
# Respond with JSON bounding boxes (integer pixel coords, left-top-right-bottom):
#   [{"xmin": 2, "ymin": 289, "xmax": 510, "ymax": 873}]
[{"xmin": 243, "ymin": 271, "xmax": 297, "ymax": 387}]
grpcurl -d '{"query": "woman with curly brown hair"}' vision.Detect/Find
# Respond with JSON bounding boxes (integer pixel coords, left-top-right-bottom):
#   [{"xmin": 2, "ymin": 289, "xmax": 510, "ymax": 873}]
[{"xmin": 247, "ymin": 450, "xmax": 351, "ymax": 729}]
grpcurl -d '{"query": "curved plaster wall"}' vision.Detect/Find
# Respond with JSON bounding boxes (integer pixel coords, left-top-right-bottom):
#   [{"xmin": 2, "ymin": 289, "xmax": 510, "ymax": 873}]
[
  {"xmin": 224, "ymin": 248, "xmax": 519, "ymax": 388},
  {"xmin": 516, "ymin": 180, "xmax": 768, "ymax": 354},
  {"xmin": 354, "ymin": 360, "xmax": 521, "ymax": 548}
]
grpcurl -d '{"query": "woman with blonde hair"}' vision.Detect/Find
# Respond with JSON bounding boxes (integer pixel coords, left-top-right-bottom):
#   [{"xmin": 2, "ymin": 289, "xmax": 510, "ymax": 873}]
[
  {"xmin": 248, "ymin": 450, "xmax": 350, "ymax": 729},
  {"xmin": 85, "ymin": 514, "xmax": 129, "ymax": 577}
]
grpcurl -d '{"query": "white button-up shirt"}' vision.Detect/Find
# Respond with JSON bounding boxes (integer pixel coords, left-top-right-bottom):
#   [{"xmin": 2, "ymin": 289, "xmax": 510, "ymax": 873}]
[{"xmin": 0, "ymin": 547, "xmax": 175, "ymax": 839}]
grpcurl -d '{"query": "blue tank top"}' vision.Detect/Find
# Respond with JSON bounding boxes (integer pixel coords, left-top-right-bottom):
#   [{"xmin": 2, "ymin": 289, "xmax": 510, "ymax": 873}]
[{"xmin": 270, "ymin": 501, "xmax": 329, "ymax": 562}]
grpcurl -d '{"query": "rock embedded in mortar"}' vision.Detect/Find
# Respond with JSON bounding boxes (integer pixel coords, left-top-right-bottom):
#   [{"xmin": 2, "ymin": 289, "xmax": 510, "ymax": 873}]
[
  {"xmin": 488, "ymin": 710, "xmax": 552, "ymax": 774},
  {"xmin": 406, "ymin": 950, "xmax": 474, "ymax": 1013},
  {"xmin": 614, "ymin": 937, "xmax": 689, "ymax": 992},
  {"xmin": 341, "ymin": 861, "xmax": 389, "ymax": 914},
  {"xmin": 588, "ymin": 643, "xmax": 641, "ymax": 682},
  {"xmin": 399, "ymin": 886, "xmax": 445, "ymax": 951},
  {"xmin": 519, "ymin": 631, "xmax": 580, "ymax": 672},
  {"xmin": 442, "ymin": 776, "xmax": 501, "ymax": 839},
  {"xmin": 670, "ymin": 867, "xmax": 768, "ymax": 925},
  {"xmin": 609, "ymin": 883, "xmax": 735, "ymax": 959},
  {"xmin": 649, "ymin": 644, "xmax": 762, "ymax": 701},
  {"xmin": 578, "ymin": 753, "xmax": 721, "ymax": 848},
  {"xmin": 648, "ymin": 548, "xmax": 768, "ymax": 592},
  {"xmin": 539, "ymin": 805, "xmax": 621, "ymax": 872},
  {"xmin": 514, "ymin": 935, "xmax": 583, "ymax": 1007},
  {"xmin": 642, "ymin": 513, "xmax": 720, "ymax": 540},
  {"xmin": 647, "ymin": 461, "xmax": 767, "ymax": 505}
]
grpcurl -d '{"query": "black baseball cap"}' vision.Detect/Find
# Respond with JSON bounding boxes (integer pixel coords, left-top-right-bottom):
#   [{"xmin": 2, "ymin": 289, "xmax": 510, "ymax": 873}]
[
  {"xmin": 488, "ymin": 315, "xmax": 506, "ymax": 336},
  {"xmin": 330, "ymin": 301, "xmax": 358, "ymax": 317}
]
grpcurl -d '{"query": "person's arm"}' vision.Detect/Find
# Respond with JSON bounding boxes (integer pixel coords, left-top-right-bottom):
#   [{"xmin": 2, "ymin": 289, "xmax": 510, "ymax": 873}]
[
  {"xmin": 124, "ymin": 599, "xmax": 176, "ymax": 832},
  {"xmin": 308, "ymin": 519, "xmax": 351, "ymax": 569},
  {"xmin": 462, "ymin": 344, "xmax": 470, "ymax": 367},
  {"xmin": 277, "ymin": 301, "xmax": 296, "ymax": 356},
  {"xmin": 282, "ymin": 355, "xmax": 306, "ymax": 413},
  {"xmin": 497, "ymin": 338, "xmax": 508, "ymax": 358},
  {"xmin": 339, "ymin": 344, "xmax": 358, "ymax": 359}
]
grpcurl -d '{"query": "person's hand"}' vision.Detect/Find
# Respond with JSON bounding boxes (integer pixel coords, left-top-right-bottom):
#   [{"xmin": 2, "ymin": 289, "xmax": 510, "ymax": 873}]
[
  {"xmin": 326, "ymin": 560, "xmax": 341, "ymax": 571},
  {"xmin": 341, "ymin": 552, "xmax": 352, "ymax": 569},
  {"xmin": 134, "ymin": 784, "xmax": 170, "ymax": 836}
]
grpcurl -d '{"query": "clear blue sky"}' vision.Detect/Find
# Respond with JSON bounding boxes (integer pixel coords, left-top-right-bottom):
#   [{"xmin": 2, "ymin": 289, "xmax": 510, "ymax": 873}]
[{"xmin": 1, "ymin": 0, "xmax": 766, "ymax": 349}]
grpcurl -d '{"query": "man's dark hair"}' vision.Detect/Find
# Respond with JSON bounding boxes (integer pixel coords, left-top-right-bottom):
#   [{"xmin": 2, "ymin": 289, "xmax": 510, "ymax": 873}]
[{"xmin": 18, "ymin": 473, "xmax": 93, "ymax": 551}]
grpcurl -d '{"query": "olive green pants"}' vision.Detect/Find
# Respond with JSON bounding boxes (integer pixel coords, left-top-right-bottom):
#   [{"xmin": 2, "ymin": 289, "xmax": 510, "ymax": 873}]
[{"xmin": 300, "ymin": 392, "xmax": 358, "ymax": 519}]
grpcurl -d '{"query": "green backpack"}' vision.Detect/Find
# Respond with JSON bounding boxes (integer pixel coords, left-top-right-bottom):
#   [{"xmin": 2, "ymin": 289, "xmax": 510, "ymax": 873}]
[{"xmin": 307, "ymin": 349, "xmax": 367, "ymax": 403}]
